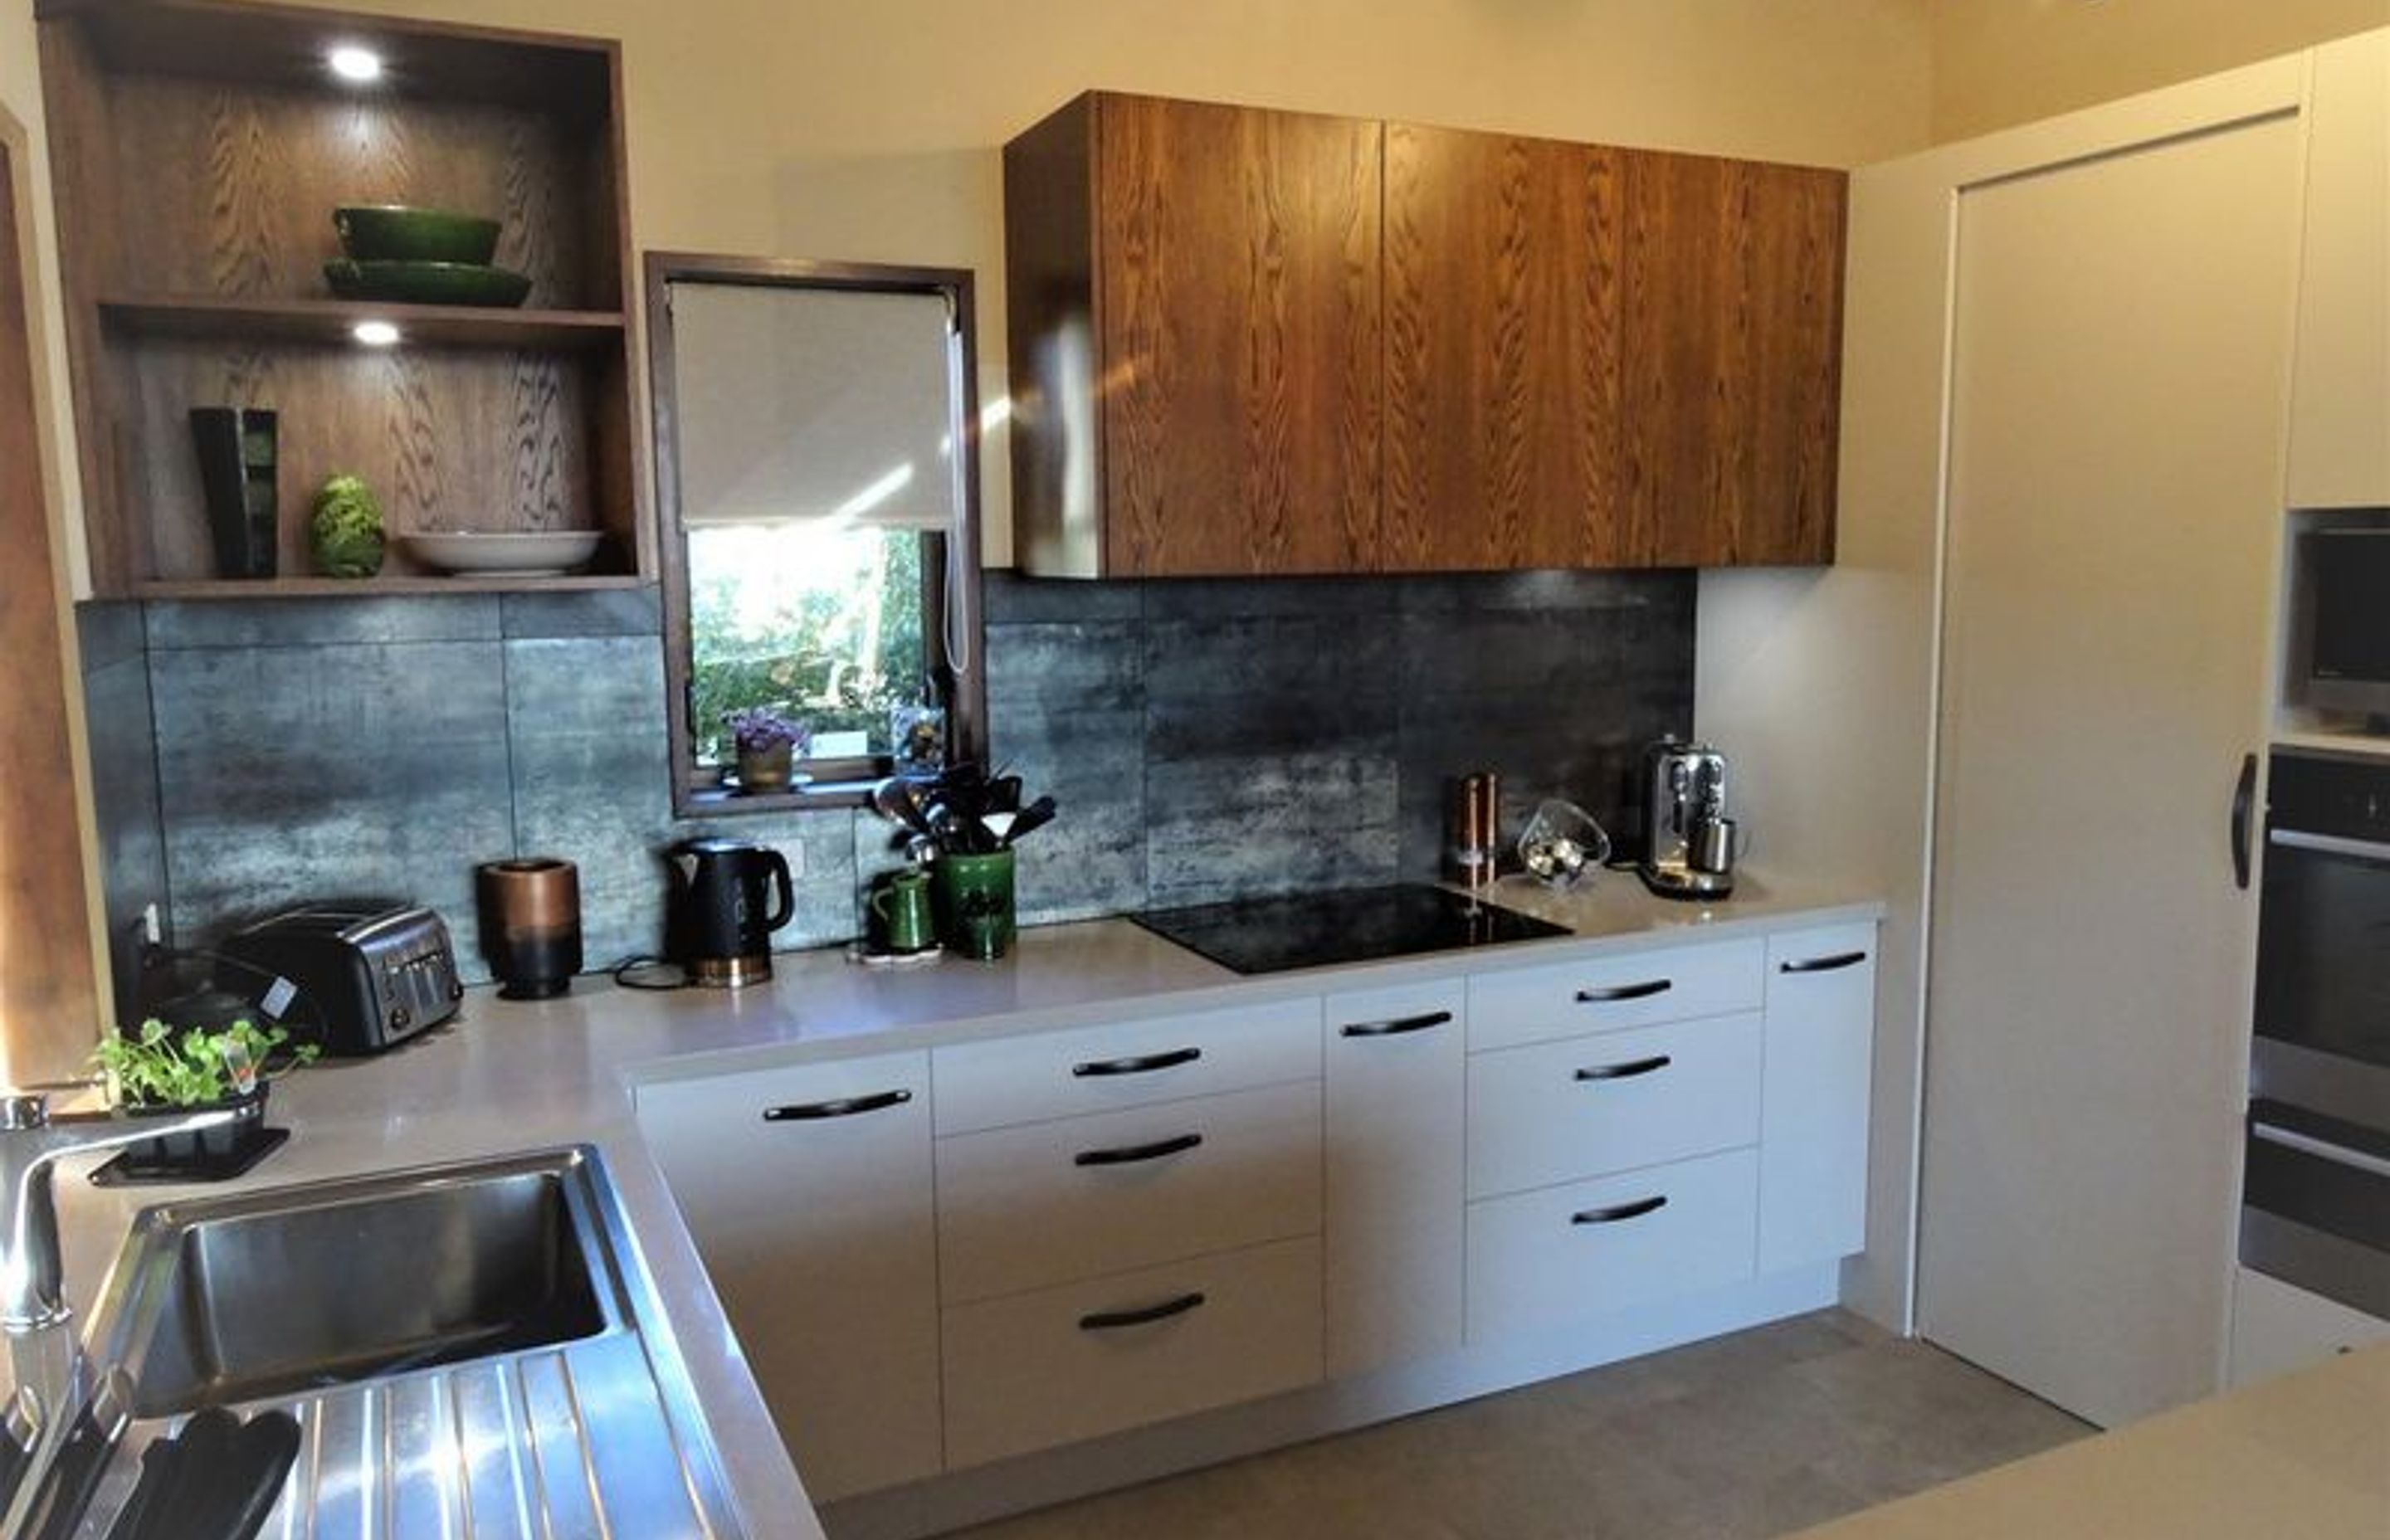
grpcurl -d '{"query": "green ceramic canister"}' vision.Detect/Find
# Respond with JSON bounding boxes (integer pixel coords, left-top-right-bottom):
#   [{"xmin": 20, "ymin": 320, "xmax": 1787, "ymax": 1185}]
[{"xmin": 935, "ymin": 850, "xmax": 1016, "ymax": 961}]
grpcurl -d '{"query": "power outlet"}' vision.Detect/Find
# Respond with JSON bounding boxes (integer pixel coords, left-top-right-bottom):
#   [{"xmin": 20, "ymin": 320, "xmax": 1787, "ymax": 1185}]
[{"xmin": 140, "ymin": 902, "xmax": 163, "ymax": 946}]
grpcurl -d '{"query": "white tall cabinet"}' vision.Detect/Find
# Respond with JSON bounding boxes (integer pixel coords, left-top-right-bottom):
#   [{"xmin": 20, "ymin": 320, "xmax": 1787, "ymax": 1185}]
[
  {"xmin": 2285, "ymin": 30, "xmax": 2390, "ymax": 509},
  {"xmin": 1916, "ymin": 79, "xmax": 2304, "ymax": 1427}
]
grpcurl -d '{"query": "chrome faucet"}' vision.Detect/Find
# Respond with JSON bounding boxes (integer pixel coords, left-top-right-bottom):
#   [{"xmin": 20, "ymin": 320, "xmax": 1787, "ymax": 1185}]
[{"xmin": 0, "ymin": 1093, "xmax": 241, "ymax": 1333}]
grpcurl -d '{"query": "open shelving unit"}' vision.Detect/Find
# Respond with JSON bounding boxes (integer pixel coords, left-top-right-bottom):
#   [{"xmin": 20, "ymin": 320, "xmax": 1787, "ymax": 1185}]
[{"xmin": 38, "ymin": 0, "xmax": 650, "ymax": 597}]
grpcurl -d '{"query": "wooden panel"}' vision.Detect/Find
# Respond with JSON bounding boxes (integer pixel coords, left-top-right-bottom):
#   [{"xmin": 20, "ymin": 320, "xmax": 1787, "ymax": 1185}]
[
  {"xmin": 105, "ymin": 75, "xmax": 597, "ymax": 309},
  {"xmin": 1622, "ymin": 152, "xmax": 1846, "ymax": 567},
  {"xmin": 1096, "ymin": 95, "xmax": 1382, "ymax": 576},
  {"xmin": 1383, "ymin": 125, "xmax": 1624, "ymax": 570},
  {"xmin": 0, "ymin": 142, "xmax": 104, "ymax": 1079},
  {"xmin": 1002, "ymin": 95, "xmax": 1102, "ymax": 578},
  {"xmin": 116, "ymin": 335, "xmax": 610, "ymax": 581}
]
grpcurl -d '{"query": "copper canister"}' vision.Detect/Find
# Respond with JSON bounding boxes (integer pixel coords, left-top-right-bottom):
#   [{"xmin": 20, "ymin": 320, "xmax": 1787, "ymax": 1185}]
[{"xmin": 475, "ymin": 857, "xmax": 583, "ymax": 1000}]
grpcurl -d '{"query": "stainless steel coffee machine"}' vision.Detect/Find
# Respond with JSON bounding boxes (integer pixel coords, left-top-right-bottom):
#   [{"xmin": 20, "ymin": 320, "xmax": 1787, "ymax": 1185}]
[{"xmin": 1639, "ymin": 739, "xmax": 1736, "ymax": 900}]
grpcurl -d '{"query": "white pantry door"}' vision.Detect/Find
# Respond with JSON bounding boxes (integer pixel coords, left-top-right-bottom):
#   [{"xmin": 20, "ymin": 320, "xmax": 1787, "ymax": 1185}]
[{"xmin": 1920, "ymin": 110, "xmax": 2300, "ymax": 1427}]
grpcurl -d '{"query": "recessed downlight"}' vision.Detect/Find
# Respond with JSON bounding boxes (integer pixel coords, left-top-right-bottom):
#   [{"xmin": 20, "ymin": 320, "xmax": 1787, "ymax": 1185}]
[
  {"xmin": 328, "ymin": 46, "xmax": 384, "ymax": 84},
  {"xmin": 352, "ymin": 319, "xmax": 401, "ymax": 348}
]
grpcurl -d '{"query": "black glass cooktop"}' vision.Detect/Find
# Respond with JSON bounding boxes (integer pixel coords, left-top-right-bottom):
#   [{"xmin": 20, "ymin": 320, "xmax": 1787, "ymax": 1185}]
[{"xmin": 1131, "ymin": 884, "xmax": 1570, "ymax": 976}]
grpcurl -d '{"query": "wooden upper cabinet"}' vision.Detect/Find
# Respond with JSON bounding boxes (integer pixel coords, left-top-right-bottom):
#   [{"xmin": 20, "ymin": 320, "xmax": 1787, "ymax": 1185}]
[
  {"xmin": 1006, "ymin": 93, "xmax": 1383, "ymax": 578},
  {"xmin": 1621, "ymin": 152, "xmax": 1846, "ymax": 567},
  {"xmin": 1003, "ymin": 93, "xmax": 1847, "ymax": 575},
  {"xmin": 1383, "ymin": 126, "xmax": 1627, "ymax": 570}
]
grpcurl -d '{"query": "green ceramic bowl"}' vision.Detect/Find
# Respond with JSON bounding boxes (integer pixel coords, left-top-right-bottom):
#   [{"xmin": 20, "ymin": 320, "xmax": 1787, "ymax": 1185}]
[
  {"xmin": 324, "ymin": 260, "xmax": 533, "ymax": 308},
  {"xmin": 333, "ymin": 205, "xmax": 501, "ymax": 265}
]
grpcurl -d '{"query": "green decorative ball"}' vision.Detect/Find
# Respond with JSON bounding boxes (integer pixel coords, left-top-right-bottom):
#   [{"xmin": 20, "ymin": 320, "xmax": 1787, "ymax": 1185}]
[{"xmin": 310, "ymin": 474, "xmax": 386, "ymax": 578}]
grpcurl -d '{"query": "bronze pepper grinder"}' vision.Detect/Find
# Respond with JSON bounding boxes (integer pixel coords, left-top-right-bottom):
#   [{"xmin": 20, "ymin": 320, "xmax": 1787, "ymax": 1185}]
[{"xmin": 1450, "ymin": 771, "xmax": 1503, "ymax": 889}]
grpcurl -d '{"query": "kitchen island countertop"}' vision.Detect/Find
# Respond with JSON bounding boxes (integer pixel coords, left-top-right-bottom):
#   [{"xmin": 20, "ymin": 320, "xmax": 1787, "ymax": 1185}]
[
  {"xmin": 1789, "ymin": 1344, "xmax": 2390, "ymax": 1539},
  {"xmin": 36, "ymin": 869, "xmax": 1881, "ymax": 1537}
]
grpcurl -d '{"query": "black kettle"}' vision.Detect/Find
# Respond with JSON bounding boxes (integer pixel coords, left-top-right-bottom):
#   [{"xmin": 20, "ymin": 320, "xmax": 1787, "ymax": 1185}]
[{"xmin": 665, "ymin": 837, "xmax": 794, "ymax": 987}]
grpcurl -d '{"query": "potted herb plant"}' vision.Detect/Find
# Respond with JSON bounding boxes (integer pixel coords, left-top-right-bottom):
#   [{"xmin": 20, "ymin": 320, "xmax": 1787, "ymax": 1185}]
[
  {"xmin": 89, "ymin": 1016, "xmax": 317, "ymax": 1177},
  {"xmin": 726, "ymin": 706, "xmax": 812, "ymax": 793}
]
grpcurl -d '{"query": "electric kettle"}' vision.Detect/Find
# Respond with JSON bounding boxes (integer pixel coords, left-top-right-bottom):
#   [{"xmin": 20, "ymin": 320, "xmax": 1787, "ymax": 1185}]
[{"xmin": 664, "ymin": 837, "xmax": 794, "ymax": 987}]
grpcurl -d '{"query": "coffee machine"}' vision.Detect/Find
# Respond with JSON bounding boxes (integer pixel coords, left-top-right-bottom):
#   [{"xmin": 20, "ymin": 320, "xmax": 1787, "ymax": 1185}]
[{"xmin": 1639, "ymin": 739, "xmax": 1736, "ymax": 900}]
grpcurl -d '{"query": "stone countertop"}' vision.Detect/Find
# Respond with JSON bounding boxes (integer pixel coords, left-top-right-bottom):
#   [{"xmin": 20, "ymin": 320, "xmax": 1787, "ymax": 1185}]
[
  {"xmin": 36, "ymin": 869, "xmax": 1880, "ymax": 1538},
  {"xmin": 1789, "ymin": 1345, "xmax": 2390, "ymax": 1538}
]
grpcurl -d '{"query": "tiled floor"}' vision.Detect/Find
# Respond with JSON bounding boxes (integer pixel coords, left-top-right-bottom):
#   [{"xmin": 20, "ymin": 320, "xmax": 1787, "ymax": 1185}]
[{"xmin": 944, "ymin": 1311, "xmax": 2090, "ymax": 1540}]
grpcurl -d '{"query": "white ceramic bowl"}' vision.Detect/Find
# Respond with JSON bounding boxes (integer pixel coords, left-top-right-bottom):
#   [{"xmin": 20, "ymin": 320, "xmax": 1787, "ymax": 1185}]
[{"xmin": 402, "ymin": 531, "xmax": 603, "ymax": 577}]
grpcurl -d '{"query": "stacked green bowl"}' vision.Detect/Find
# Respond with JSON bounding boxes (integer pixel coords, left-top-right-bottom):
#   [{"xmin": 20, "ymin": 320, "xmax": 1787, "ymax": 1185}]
[{"xmin": 327, "ymin": 206, "xmax": 531, "ymax": 307}]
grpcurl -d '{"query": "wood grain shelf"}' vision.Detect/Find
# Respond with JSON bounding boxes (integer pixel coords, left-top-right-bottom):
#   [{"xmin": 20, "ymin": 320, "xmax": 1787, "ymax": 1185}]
[
  {"xmin": 134, "ymin": 573, "xmax": 650, "ymax": 602},
  {"xmin": 98, "ymin": 295, "xmax": 629, "ymax": 350}
]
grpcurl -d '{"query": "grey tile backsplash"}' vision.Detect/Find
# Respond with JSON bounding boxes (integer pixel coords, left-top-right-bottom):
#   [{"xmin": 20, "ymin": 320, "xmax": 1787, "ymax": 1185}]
[{"xmin": 78, "ymin": 568, "xmax": 1690, "ymax": 1012}]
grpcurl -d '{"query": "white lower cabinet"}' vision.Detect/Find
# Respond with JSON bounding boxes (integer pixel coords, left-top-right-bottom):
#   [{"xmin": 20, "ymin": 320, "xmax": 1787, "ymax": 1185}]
[
  {"xmin": 633, "ymin": 1051, "xmax": 942, "ymax": 1504},
  {"xmin": 942, "ymin": 1236, "xmax": 1325, "ymax": 1468},
  {"xmin": 633, "ymin": 911, "xmax": 1879, "ymax": 1511},
  {"xmin": 2228, "ymin": 1267, "xmax": 2390, "ymax": 1387},
  {"xmin": 1758, "ymin": 924, "xmax": 1876, "ymax": 1271},
  {"xmin": 1466, "ymin": 1013, "xmax": 1763, "ymax": 1199},
  {"xmin": 936, "ymin": 1079, "xmax": 1322, "ymax": 1304},
  {"xmin": 1466, "ymin": 1148, "xmax": 1761, "ymax": 1340},
  {"xmin": 1323, "ymin": 979, "xmax": 1466, "ymax": 1377}
]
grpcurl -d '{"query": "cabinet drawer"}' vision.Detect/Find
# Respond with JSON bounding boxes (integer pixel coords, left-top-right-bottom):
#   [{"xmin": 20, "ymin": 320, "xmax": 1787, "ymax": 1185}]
[
  {"xmin": 938, "ymin": 1080, "xmax": 1323, "ymax": 1304},
  {"xmin": 934, "ymin": 999, "xmax": 1323, "ymax": 1135},
  {"xmin": 1466, "ymin": 1013, "xmax": 1762, "ymax": 1199},
  {"xmin": 1467, "ymin": 938, "xmax": 1763, "ymax": 1053},
  {"xmin": 1466, "ymin": 1148, "xmax": 1758, "ymax": 1342},
  {"xmin": 943, "ymin": 1235, "xmax": 1324, "ymax": 1468}
]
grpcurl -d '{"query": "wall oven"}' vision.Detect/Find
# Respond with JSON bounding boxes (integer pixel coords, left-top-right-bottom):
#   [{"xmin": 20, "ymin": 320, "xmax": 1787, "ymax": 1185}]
[{"xmin": 2244, "ymin": 748, "xmax": 2390, "ymax": 1318}]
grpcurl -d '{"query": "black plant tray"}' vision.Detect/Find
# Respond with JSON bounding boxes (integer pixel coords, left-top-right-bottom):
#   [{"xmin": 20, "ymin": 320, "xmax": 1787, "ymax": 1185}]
[{"xmin": 90, "ymin": 1125, "xmax": 290, "ymax": 1187}]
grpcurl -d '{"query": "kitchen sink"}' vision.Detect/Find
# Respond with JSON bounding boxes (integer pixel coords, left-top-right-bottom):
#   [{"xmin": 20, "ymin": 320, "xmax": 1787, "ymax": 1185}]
[{"xmin": 90, "ymin": 1148, "xmax": 623, "ymax": 1418}]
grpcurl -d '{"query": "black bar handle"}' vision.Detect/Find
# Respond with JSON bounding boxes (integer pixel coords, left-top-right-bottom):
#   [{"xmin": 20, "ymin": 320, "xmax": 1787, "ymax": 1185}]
[
  {"xmin": 2231, "ymin": 752, "xmax": 2258, "ymax": 891},
  {"xmin": 1340, "ymin": 1010, "xmax": 1454, "ymax": 1039},
  {"xmin": 1574, "ymin": 1055, "xmax": 1673, "ymax": 1082},
  {"xmin": 1078, "ymin": 1291, "xmax": 1207, "ymax": 1332},
  {"xmin": 1779, "ymin": 951, "xmax": 1869, "ymax": 975},
  {"xmin": 1074, "ymin": 1132, "xmax": 1204, "ymax": 1167},
  {"xmin": 763, "ymin": 1089, "xmax": 913, "ymax": 1122},
  {"xmin": 1575, "ymin": 979, "xmax": 1673, "ymax": 1004},
  {"xmin": 1072, "ymin": 1046, "xmax": 1202, "ymax": 1078},
  {"xmin": 1571, "ymin": 1195, "xmax": 1669, "ymax": 1226}
]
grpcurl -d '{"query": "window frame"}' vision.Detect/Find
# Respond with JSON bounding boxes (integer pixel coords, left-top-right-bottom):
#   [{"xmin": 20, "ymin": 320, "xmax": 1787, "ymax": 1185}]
[{"xmin": 646, "ymin": 251, "xmax": 988, "ymax": 815}]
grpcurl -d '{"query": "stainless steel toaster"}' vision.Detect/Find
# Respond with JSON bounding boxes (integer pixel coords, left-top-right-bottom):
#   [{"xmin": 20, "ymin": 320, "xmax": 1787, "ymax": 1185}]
[{"xmin": 214, "ymin": 901, "xmax": 463, "ymax": 1056}]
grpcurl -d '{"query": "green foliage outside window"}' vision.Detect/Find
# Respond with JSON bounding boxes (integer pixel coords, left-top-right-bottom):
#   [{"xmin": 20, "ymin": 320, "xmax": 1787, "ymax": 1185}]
[{"xmin": 687, "ymin": 524, "xmax": 929, "ymax": 764}]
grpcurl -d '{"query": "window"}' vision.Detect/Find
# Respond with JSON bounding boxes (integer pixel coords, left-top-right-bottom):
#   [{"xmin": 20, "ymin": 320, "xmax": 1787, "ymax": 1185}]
[{"xmin": 649, "ymin": 256, "xmax": 985, "ymax": 809}]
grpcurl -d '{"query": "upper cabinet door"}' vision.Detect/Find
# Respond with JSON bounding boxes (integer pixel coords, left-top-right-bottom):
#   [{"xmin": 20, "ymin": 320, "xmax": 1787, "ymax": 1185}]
[
  {"xmin": 1622, "ymin": 153, "xmax": 1846, "ymax": 566},
  {"xmin": 1383, "ymin": 126, "xmax": 1626, "ymax": 570},
  {"xmin": 2285, "ymin": 29, "xmax": 2390, "ymax": 509}
]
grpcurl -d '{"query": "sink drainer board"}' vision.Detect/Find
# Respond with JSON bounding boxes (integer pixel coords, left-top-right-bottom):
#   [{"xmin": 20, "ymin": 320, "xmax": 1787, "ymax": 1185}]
[{"xmin": 70, "ymin": 1147, "xmax": 744, "ymax": 1538}]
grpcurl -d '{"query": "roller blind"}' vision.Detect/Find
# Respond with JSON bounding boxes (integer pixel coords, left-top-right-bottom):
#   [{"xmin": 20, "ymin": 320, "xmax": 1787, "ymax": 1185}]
[{"xmin": 671, "ymin": 280, "xmax": 961, "ymax": 532}]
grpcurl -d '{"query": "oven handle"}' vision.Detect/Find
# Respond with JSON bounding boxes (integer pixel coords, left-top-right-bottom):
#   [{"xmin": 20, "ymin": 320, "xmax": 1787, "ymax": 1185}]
[
  {"xmin": 2268, "ymin": 828, "xmax": 2390, "ymax": 865},
  {"xmin": 2251, "ymin": 1121, "xmax": 2390, "ymax": 1182}
]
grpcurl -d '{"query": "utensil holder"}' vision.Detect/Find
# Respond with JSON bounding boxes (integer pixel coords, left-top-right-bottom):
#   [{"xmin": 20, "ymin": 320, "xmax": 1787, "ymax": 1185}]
[{"xmin": 935, "ymin": 850, "xmax": 1016, "ymax": 960}]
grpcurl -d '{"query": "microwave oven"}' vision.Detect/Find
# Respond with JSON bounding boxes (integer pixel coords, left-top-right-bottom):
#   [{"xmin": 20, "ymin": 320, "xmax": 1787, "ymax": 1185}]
[{"xmin": 2300, "ymin": 528, "xmax": 2390, "ymax": 717}]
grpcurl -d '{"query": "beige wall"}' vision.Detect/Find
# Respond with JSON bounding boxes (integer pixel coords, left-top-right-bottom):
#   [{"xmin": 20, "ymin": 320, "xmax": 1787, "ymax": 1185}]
[{"xmin": 1930, "ymin": 0, "xmax": 2389, "ymax": 140}]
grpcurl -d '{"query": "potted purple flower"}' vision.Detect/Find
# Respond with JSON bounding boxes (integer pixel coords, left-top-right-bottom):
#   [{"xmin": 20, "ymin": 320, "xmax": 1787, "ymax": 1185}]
[{"xmin": 726, "ymin": 706, "xmax": 812, "ymax": 793}]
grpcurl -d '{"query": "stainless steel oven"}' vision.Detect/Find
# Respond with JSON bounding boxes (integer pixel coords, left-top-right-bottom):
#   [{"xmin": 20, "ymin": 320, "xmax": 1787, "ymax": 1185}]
[{"xmin": 2244, "ymin": 748, "xmax": 2390, "ymax": 1316}]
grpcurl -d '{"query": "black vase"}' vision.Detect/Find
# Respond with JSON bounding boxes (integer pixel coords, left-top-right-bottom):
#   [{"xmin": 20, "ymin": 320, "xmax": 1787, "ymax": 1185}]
[{"xmin": 190, "ymin": 407, "xmax": 279, "ymax": 578}]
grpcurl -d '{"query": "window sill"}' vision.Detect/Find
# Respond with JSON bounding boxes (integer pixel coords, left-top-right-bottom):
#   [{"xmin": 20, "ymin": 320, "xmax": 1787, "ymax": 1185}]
[{"xmin": 682, "ymin": 777, "xmax": 880, "ymax": 815}]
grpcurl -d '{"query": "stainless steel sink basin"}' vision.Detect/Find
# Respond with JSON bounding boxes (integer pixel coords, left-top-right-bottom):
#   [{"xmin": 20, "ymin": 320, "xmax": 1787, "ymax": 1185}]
[
  {"xmin": 70, "ymin": 1147, "xmax": 740, "ymax": 1536},
  {"xmin": 99, "ymin": 1149, "xmax": 620, "ymax": 1417}
]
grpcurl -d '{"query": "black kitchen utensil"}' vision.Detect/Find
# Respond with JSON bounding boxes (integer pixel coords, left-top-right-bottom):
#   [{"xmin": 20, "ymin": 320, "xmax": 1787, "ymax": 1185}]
[
  {"xmin": 1000, "ymin": 795, "xmax": 1058, "ymax": 848},
  {"xmin": 27, "ymin": 1372, "xmax": 129, "ymax": 1540},
  {"xmin": 987, "ymin": 774, "xmax": 1023, "ymax": 814},
  {"xmin": 212, "ymin": 1411, "xmax": 301, "ymax": 1540}
]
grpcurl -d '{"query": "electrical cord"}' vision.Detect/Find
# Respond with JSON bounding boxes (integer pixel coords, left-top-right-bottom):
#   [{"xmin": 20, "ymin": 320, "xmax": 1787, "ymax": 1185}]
[{"xmin": 610, "ymin": 956, "xmax": 690, "ymax": 992}]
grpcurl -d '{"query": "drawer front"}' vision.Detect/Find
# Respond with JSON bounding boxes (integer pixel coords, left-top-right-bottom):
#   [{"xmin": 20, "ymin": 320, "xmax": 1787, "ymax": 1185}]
[
  {"xmin": 943, "ymin": 1235, "xmax": 1324, "ymax": 1469},
  {"xmin": 1466, "ymin": 1013, "xmax": 1763, "ymax": 1199},
  {"xmin": 1467, "ymin": 938, "xmax": 1764, "ymax": 1053},
  {"xmin": 934, "ymin": 998, "xmax": 1323, "ymax": 1135},
  {"xmin": 938, "ymin": 1080, "xmax": 1323, "ymax": 1304},
  {"xmin": 1466, "ymin": 1148, "xmax": 1758, "ymax": 1342}
]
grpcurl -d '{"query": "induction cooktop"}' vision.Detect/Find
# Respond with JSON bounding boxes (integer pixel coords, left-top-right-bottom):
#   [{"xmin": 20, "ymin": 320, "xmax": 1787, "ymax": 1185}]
[{"xmin": 1130, "ymin": 884, "xmax": 1569, "ymax": 976}]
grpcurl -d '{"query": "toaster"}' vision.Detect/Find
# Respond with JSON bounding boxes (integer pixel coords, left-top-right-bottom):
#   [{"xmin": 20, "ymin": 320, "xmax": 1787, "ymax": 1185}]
[{"xmin": 215, "ymin": 900, "xmax": 463, "ymax": 1056}]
